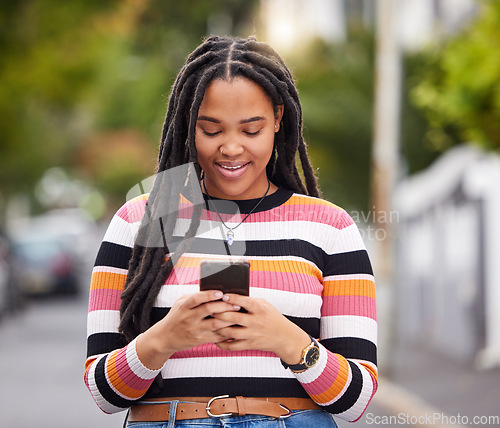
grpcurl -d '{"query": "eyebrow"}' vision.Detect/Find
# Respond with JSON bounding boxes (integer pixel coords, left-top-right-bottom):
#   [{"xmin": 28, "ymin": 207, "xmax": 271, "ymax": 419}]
[{"xmin": 197, "ymin": 115, "xmax": 266, "ymax": 124}]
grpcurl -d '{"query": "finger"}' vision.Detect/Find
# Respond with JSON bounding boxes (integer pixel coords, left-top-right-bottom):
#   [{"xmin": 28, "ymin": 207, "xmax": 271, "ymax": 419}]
[
  {"xmin": 183, "ymin": 290, "xmax": 224, "ymax": 309},
  {"xmin": 201, "ymin": 301, "xmax": 241, "ymax": 317},
  {"xmin": 212, "ymin": 311, "xmax": 246, "ymax": 326},
  {"xmin": 221, "ymin": 293, "xmax": 252, "ymax": 310}
]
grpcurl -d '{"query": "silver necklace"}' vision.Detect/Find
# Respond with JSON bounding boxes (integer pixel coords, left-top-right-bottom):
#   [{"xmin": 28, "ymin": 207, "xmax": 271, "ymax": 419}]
[{"xmin": 202, "ymin": 179, "xmax": 271, "ymax": 245}]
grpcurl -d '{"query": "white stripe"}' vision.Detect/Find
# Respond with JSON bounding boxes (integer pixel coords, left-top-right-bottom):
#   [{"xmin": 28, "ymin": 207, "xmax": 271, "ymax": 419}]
[
  {"xmin": 102, "ymin": 214, "xmax": 136, "ymax": 248},
  {"xmin": 321, "ymin": 315, "xmax": 377, "ymax": 345},
  {"xmin": 92, "ymin": 266, "xmax": 128, "ymax": 276},
  {"xmin": 333, "ymin": 360, "xmax": 375, "ymax": 421},
  {"xmin": 126, "ymin": 337, "xmax": 163, "ymax": 380},
  {"xmin": 162, "ymin": 356, "xmax": 294, "ymax": 379},
  {"xmin": 323, "ymin": 273, "xmax": 375, "ymax": 283},
  {"xmin": 251, "ymin": 287, "xmax": 322, "ymax": 318},
  {"xmin": 87, "ymin": 310, "xmax": 120, "ymax": 336},
  {"xmin": 174, "ymin": 218, "xmax": 366, "ymax": 255},
  {"xmin": 86, "ymin": 356, "xmax": 123, "ymax": 414}
]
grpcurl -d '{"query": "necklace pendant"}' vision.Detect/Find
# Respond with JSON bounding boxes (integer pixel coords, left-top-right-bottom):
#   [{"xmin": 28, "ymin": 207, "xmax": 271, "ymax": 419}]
[{"xmin": 226, "ymin": 230, "xmax": 234, "ymax": 246}]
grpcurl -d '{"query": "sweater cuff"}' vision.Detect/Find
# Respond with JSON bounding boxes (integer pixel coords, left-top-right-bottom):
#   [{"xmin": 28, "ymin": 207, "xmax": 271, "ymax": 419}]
[{"xmin": 127, "ymin": 335, "xmax": 165, "ymax": 379}]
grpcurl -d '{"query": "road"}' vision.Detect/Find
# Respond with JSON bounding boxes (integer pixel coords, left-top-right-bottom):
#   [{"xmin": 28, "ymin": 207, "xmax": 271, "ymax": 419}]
[
  {"xmin": 0, "ymin": 290, "xmax": 407, "ymax": 428},
  {"xmin": 0, "ymin": 293, "xmax": 124, "ymax": 427}
]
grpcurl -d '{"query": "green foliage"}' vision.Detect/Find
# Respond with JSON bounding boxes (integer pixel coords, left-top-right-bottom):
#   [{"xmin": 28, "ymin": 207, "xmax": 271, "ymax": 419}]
[
  {"xmin": 0, "ymin": 0, "xmax": 258, "ymax": 212},
  {"xmin": 412, "ymin": 0, "xmax": 500, "ymax": 150},
  {"xmin": 292, "ymin": 33, "xmax": 375, "ymax": 211}
]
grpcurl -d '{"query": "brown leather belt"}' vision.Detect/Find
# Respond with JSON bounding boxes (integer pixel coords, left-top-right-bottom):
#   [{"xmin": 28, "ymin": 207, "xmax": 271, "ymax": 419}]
[{"xmin": 129, "ymin": 396, "xmax": 321, "ymax": 421}]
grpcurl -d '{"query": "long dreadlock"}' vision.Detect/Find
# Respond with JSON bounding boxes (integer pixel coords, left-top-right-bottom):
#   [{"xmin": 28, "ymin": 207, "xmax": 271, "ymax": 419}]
[{"xmin": 119, "ymin": 35, "xmax": 320, "ymax": 344}]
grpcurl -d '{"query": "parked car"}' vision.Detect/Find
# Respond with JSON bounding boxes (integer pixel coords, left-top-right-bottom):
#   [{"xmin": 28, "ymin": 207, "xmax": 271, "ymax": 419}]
[
  {"xmin": 0, "ymin": 232, "xmax": 22, "ymax": 316},
  {"xmin": 12, "ymin": 234, "xmax": 79, "ymax": 296}
]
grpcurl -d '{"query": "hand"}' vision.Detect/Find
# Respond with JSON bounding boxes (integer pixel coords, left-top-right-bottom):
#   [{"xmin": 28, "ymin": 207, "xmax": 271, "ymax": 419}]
[
  {"xmin": 212, "ymin": 294, "xmax": 311, "ymax": 364},
  {"xmin": 136, "ymin": 290, "xmax": 241, "ymax": 369}
]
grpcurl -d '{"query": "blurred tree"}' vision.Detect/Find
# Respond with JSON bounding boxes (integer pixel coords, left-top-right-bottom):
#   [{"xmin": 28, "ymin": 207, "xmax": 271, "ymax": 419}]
[
  {"xmin": 291, "ymin": 32, "xmax": 375, "ymax": 212},
  {"xmin": 411, "ymin": 0, "xmax": 500, "ymax": 151},
  {"xmin": 0, "ymin": 0, "xmax": 258, "ymax": 215}
]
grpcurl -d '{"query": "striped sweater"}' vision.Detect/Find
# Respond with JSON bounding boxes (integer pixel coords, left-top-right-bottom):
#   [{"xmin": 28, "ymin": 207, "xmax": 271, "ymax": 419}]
[{"xmin": 84, "ymin": 187, "xmax": 377, "ymax": 422}]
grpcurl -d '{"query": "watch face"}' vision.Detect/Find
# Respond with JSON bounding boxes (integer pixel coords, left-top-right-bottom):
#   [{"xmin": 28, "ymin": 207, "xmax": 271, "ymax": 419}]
[{"xmin": 305, "ymin": 346, "xmax": 320, "ymax": 367}]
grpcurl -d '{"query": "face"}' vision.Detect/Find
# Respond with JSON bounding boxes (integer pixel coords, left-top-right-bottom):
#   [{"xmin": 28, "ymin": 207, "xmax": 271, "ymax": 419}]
[{"xmin": 195, "ymin": 76, "xmax": 283, "ymax": 200}]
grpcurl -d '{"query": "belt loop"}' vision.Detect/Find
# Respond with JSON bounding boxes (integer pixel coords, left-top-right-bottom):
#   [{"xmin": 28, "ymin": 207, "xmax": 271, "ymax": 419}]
[
  {"xmin": 235, "ymin": 396, "xmax": 246, "ymax": 416},
  {"xmin": 167, "ymin": 400, "xmax": 179, "ymax": 428}
]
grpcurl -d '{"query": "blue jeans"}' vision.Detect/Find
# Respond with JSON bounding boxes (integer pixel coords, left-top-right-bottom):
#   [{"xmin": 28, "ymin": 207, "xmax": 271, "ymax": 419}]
[{"xmin": 126, "ymin": 409, "xmax": 338, "ymax": 428}]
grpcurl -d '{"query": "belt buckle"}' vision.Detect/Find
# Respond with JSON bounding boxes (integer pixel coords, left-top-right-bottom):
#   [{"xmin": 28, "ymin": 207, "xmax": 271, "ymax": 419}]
[
  {"xmin": 206, "ymin": 395, "xmax": 233, "ymax": 418},
  {"xmin": 278, "ymin": 403, "xmax": 292, "ymax": 419}
]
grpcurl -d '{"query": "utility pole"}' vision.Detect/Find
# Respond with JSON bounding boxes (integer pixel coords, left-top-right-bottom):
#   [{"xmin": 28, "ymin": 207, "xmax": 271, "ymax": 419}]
[{"xmin": 372, "ymin": 0, "xmax": 401, "ymax": 376}]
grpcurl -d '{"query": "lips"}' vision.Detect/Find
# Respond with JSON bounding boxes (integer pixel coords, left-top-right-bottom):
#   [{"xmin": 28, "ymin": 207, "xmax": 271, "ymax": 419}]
[{"xmin": 215, "ymin": 161, "xmax": 250, "ymax": 178}]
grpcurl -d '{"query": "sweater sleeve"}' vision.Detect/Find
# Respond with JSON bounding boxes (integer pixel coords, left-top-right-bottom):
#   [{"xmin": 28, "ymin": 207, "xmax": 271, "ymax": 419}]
[
  {"xmin": 84, "ymin": 196, "xmax": 162, "ymax": 414},
  {"xmin": 293, "ymin": 209, "xmax": 378, "ymax": 422}
]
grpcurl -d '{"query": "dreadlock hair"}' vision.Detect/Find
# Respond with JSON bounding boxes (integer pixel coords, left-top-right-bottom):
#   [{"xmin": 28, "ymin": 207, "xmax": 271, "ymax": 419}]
[{"xmin": 119, "ymin": 35, "xmax": 321, "ymax": 345}]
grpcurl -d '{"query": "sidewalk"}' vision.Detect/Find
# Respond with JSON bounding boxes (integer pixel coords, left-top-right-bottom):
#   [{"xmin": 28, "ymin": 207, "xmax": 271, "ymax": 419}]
[{"xmin": 344, "ymin": 342, "xmax": 500, "ymax": 427}]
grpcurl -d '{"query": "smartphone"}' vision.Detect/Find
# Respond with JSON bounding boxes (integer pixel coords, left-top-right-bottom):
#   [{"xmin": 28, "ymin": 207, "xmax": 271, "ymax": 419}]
[{"xmin": 199, "ymin": 259, "xmax": 250, "ymax": 296}]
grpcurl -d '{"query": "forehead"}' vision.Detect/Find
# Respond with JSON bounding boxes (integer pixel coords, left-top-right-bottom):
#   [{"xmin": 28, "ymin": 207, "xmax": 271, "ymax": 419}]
[{"xmin": 198, "ymin": 77, "xmax": 274, "ymax": 116}]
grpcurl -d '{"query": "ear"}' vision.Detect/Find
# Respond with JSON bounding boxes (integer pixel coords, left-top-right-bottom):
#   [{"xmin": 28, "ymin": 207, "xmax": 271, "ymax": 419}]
[{"xmin": 274, "ymin": 104, "xmax": 284, "ymax": 132}]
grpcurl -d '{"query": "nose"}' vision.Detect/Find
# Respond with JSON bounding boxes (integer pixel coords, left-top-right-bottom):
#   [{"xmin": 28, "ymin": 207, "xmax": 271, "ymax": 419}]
[{"xmin": 219, "ymin": 136, "xmax": 245, "ymax": 157}]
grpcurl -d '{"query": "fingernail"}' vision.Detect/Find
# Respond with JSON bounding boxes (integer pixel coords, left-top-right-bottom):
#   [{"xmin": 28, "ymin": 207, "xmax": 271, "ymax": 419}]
[
  {"xmin": 222, "ymin": 295, "xmax": 229, "ymax": 301},
  {"xmin": 215, "ymin": 291, "xmax": 223, "ymax": 298},
  {"xmin": 233, "ymin": 305, "xmax": 241, "ymax": 311}
]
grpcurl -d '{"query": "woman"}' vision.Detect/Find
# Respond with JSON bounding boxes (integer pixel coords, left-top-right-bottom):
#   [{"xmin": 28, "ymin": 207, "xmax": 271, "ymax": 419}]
[{"xmin": 85, "ymin": 35, "xmax": 377, "ymax": 427}]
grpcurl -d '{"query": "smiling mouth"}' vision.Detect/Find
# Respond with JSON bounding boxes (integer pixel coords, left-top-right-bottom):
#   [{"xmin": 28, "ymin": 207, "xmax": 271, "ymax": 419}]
[{"xmin": 219, "ymin": 164, "xmax": 247, "ymax": 170}]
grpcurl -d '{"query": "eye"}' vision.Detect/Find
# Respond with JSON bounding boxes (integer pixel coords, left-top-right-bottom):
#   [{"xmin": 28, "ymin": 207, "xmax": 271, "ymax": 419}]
[
  {"xmin": 202, "ymin": 129, "xmax": 221, "ymax": 137},
  {"xmin": 244, "ymin": 129, "xmax": 262, "ymax": 136}
]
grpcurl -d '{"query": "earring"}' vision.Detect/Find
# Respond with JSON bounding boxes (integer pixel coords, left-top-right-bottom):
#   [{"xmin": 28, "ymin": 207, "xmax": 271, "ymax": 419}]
[{"xmin": 275, "ymin": 124, "xmax": 278, "ymax": 131}]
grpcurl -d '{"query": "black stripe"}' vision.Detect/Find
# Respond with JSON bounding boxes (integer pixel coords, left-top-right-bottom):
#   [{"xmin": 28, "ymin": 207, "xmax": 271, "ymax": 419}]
[
  {"xmin": 325, "ymin": 250, "xmax": 373, "ymax": 276},
  {"xmin": 144, "ymin": 377, "xmax": 310, "ymax": 400},
  {"xmin": 321, "ymin": 337, "xmax": 377, "ymax": 366},
  {"xmin": 168, "ymin": 237, "xmax": 327, "ymax": 269},
  {"xmin": 87, "ymin": 332, "xmax": 128, "ymax": 358},
  {"xmin": 94, "ymin": 241, "xmax": 132, "ymax": 270},
  {"xmin": 94, "ymin": 355, "xmax": 136, "ymax": 409},
  {"xmin": 323, "ymin": 361, "xmax": 363, "ymax": 414}
]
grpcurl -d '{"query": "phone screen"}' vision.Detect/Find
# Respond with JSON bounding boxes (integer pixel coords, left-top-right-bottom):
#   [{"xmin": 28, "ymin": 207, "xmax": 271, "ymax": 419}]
[{"xmin": 199, "ymin": 260, "xmax": 250, "ymax": 295}]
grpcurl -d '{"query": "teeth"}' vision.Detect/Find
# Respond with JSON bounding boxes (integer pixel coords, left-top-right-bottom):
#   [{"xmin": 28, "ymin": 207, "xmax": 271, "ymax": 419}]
[{"xmin": 220, "ymin": 164, "xmax": 244, "ymax": 170}]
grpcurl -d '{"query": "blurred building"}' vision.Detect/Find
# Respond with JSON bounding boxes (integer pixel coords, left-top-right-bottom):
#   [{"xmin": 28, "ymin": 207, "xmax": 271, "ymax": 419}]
[
  {"xmin": 395, "ymin": 145, "xmax": 500, "ymax": 369},
  {"xmin": 260, "ymin": 0, "xmax": 477, "ymax": 53}
]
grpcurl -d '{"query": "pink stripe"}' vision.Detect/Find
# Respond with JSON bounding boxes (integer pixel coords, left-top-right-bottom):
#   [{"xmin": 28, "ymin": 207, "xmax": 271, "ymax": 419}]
[
  {"xmin": 165, "ymin": 266, "xmax": 199, "ymax": 285},
  {"xmin": 176, "ymin": 202, "xmax": 350, "ymax": 228},
  {"xmin": 322, "ymin": 295, "xmax": 376, "ymax": 320},
  {"xmin": 114, "ymin": 346, "xmax": 154, "ymax": 391},
  {"xmin": 302, "ymin": 352, "xmax": 342, "ymax": 396},
  {"xmin": 89, "ymin": 288, "xmax": 122, "ymax": 312},
  {"xmin": 251, "ymin": 270, "xmax": 323, "ymax": 294},
  {"xmin": 117, "ymin": 198, "xmax": 147, "ymax": 223},
  {"xmin": 170, "ymin": 343, "xmax": 276, "ymax": 359}
]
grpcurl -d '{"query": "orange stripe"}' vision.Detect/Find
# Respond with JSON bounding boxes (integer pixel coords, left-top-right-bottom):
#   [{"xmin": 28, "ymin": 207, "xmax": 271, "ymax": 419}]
[
  {"xmin": 283, "ymin": 195, "xmax": 341, "ymax": 210},
  {"xmin": 173, "ymin": 256, "xmax": 322, "ymax": 280},
  {"xmin": 90, "ymin": 271, "xmax": 127, "ymax": 291},
  {"xmin": 107, "ymin": 350, "xmax": 149, "ymax": 399},
  {"xmin": 323, "ymin": 279, "xmax": 375, "ymax": 299},
  {"xmin": 310, "ymin": 356, "xmax": 350, "ymax": 403}
]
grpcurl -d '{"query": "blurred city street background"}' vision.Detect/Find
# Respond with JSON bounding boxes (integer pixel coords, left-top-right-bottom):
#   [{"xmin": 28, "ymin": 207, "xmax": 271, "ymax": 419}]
[{"xmin": 2, "ymin": 0, "xmax": 500, "ymax": 426}]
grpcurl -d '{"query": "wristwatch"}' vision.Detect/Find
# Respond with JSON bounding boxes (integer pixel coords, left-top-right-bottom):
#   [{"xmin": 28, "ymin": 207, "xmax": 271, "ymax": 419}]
[{"xmin": 281, "ymin": 335, "xmax": 320, "ymax": 372}]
